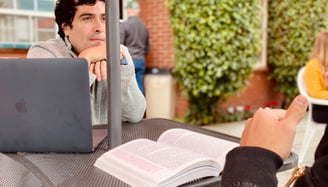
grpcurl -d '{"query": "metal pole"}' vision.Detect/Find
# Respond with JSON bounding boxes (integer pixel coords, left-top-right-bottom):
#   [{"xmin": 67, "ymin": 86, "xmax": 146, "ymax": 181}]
[{"xmin": 106, "ymin": 0, "xmax": 122, "ymax": 148}]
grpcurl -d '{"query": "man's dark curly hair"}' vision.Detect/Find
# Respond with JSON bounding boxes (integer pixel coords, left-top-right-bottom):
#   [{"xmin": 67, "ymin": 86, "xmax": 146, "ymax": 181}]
[{"xmin": 55, "ymin": 0, "xmax": 106, "ymax": 39}]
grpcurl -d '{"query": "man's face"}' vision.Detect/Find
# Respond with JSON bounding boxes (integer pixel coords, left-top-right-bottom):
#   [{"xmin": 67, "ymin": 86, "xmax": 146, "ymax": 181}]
[{"xmin": 63, "ymin": 1, "xmax": 106, "ymax": 54}]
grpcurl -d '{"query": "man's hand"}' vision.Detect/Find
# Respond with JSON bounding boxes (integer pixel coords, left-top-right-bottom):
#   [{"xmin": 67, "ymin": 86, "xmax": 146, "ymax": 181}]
[
  {"xmin": 240, "ymin": 95, "xmax": 308, "ymax": 159},
  {"xmin": 78, "ymin": 44, "xmax": 107, "ymax": 81},
  {"xmin": 79, "ymin": 45, "xmax": 127, "ymax": 81},
  {"xmin": 89, "ymin": 58, "xmax": 107, "ymax": 81}
]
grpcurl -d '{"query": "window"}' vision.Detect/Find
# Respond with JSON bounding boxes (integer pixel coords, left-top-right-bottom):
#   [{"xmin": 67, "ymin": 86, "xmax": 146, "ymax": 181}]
[
  {"xmin": 0, "ymin": 0, "xmax": 56, "ymax": 49},
  {"xmin": 16, "ymin": 16, "xmax": 30, "ymax": 42},
  {"xmin": 0, "ymin": 1, "xmax": 13, "ymax": 8},
  {"xmin": 37, "ymin": 0, "xmax": 54, "ymax": 11},
  {"xmin": 18, "ymin": 0, "xmax": 34, "ymax": 10},
  {"xmin": 35, "ymin": 17, "xmax": 56, "ymax": 41},
  {"xmin": 0, "ymin": 15, "xmax": 15, "ymax": 42}
]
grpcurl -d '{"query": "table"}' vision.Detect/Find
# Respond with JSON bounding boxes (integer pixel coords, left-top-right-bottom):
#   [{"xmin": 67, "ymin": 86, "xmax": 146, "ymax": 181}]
[{"xmin": 0, "ymin": 118, "xmax": 297, "ymax": 186}]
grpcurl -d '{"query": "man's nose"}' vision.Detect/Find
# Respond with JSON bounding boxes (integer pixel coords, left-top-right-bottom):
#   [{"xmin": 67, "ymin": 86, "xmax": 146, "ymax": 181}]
[{"xmin": 94, "ymin": 18, "xmax": 105, "ymax": 32}]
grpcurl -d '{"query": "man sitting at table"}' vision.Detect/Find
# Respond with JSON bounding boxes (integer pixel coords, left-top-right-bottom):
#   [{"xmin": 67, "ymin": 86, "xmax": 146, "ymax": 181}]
[{"xmin": 26, "ymin": 0, "xmax": 146, "ymax": 125}]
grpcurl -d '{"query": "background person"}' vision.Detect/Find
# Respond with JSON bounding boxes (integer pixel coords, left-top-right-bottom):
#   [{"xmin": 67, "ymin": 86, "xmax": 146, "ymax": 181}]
[
  {"xmin": 304, "ymin": 31, "xmax": 328, "ymax": 100},
  {"xmin": 120, "ymin": 0, "xmax": 149, "ymax": 94},
  {"xmin": 27, "ymin": 0, "xmax": 146, "ymax": 124},
  {"xmin": 304, "ymin": 31, "xmax": 328, "ymax": 159}
]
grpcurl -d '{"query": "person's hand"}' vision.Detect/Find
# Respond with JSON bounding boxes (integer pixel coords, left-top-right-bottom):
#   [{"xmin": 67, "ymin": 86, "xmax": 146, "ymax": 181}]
[
  {"xmin": 78, "ymin": 44, "xmax": 107, "ymax": 81},
  {"xmin": 240, "ymin": 95, "xmax": 308, "ymax": 160},
  {"xmin": 79, "ymin": 45, "xmax": 127, "ymax": 81}
]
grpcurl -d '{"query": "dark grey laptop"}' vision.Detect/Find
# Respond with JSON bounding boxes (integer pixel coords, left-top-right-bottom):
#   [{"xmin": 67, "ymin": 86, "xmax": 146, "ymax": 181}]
[{"xmin": 0, "ymin": 58, "xmax": 103, "ymax": 153}]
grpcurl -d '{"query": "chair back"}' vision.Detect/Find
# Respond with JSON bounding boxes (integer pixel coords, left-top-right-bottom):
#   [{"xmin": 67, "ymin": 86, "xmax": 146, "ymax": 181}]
[
  {"xmin": 297, "ymin": 67, "xmax": 309, "ymax": 98},
  {"xmin": 296, "ymin": 66, "xmax": 328, "ymax": 163},
  {"xmin": 297, "ymin": 66, "xmax": 328, "ymax": 123}
]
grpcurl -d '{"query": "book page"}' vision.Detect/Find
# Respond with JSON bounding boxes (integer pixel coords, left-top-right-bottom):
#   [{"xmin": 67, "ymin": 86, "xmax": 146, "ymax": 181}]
[
  {"xmin": 157, "ymin": 128, "xmax": 239, "ymax": 167},
  {"xmin": 94, "ymin": 138, "xmax": 220, "ymax": 187}
]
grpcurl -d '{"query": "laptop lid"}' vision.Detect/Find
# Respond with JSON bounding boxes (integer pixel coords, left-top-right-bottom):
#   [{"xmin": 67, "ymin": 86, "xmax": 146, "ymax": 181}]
[{"xmin": 0, "ymin": 58, "xmax": 95, "ymax": 153}]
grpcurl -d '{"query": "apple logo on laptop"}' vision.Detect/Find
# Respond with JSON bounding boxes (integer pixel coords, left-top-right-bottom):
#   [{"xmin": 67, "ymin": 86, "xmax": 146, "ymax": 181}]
[{"xmin": 15, "ymin": 98, "xmax": 27, "ymax": 113}]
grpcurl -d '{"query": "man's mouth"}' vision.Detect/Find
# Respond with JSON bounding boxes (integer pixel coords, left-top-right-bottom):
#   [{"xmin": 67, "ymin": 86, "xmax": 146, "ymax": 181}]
[{"xmin": 91, "ymin": 38, "xmax": 105, "ymax": 42}]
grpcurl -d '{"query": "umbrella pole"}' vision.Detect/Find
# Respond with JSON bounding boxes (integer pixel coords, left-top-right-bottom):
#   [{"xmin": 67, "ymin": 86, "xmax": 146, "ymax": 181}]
[{"xmin": 106, "ymin": 0, "xmax": 122, "ymax": 149}]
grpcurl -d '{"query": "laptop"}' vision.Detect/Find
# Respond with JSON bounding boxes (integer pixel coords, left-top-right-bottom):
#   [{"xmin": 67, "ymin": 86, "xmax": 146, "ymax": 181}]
[{"xmin": 0, "ymin": 58, "xmax": 106, "ymax": 153}]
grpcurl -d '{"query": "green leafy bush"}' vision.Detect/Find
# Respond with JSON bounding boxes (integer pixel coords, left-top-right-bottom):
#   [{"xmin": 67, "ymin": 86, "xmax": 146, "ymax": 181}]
[
  {"xmin": 167, "ymin": 0, "xmax": 261, "ymax": 125},
  {"xmin": 267, "ymin": 0, "xmax": 328, "ymax": 107}
]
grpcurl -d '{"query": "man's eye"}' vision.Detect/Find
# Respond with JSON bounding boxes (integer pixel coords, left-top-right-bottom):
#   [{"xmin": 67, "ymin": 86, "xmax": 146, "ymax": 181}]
[{"xmin": 82, "ymin": 17, "xmax": 92, "ymax": 21}]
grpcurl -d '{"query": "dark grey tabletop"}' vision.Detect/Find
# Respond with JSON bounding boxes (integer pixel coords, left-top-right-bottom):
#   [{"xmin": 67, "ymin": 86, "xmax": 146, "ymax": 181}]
[{"xmin": 1, "ymin": 118, "xmax": 297, "ymax": 187}]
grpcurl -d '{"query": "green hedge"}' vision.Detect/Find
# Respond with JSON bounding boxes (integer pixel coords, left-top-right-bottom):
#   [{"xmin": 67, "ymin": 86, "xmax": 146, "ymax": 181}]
[
  {"xmin": 168, "ymin": 0, "xmax": 261, "ymax": 125},
  {"xmin": 268, "ymin": 0, "xmax": 328, "ymax": 107}
]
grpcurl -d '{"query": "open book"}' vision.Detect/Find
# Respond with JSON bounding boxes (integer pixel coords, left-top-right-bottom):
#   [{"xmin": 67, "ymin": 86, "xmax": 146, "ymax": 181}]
[{"xmin": 94, "ymin": 128, "xmax": 239, "ymax": 187}]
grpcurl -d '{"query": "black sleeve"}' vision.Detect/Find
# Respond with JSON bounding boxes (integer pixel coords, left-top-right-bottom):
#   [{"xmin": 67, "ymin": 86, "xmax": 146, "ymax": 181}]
[
  {"xmin": 294, "ymin": 155, "xmax": 328, "ymax": 187},
  {"xmin": 221, "ymin": 147, "xmax": 283, "ymax": 187}
]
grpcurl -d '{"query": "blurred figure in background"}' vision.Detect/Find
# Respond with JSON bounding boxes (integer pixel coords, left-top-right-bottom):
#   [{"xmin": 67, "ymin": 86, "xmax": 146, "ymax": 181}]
[
  {"xmin": 120, "ymin": 0, "xmax": 149, "ymax": 94},
  {"xmin": 304, "ymin": 31, "xmax": 328, "ymax": 159}
]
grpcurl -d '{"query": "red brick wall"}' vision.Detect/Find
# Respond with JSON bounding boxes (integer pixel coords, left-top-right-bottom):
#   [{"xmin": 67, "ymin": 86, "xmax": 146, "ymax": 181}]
[
  {"xmin": 174, "ymin": 68, "xmax": 284, "ymax": 118},
  {"xmin": 220, "ymin": 67, "xmax": 284, "ymax": 111},
  {"xmin": 139, "ymin": 0, "xmax": 174, "ymax": 69}
]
